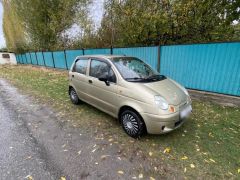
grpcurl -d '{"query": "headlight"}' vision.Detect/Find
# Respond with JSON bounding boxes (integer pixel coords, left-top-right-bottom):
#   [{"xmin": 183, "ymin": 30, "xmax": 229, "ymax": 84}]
[{"xmin": 154, "ymin": 95, "xmax": 169, "ymax": 110}]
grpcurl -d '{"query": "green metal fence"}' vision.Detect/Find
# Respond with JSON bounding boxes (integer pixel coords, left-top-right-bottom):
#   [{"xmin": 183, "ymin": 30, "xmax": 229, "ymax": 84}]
[{"xmin": 16, "ymin": 42, "xmax": 240, "ymax": 96}]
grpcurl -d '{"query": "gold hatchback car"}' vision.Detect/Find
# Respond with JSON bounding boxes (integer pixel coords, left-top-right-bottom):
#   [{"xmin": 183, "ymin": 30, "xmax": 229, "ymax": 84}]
[{"xmin": 69, "ymin": 55, "xmax": 192, "ymax": 138}]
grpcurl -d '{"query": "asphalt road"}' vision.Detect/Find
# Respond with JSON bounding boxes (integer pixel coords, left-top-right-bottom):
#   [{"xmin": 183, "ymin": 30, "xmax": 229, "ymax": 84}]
[{"xmin": 0, "ymin": 79, "xmax": 149, "ymax": 180}]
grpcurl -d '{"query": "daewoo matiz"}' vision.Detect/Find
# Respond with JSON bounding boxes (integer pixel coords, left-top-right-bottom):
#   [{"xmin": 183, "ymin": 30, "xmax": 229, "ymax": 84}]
[{"xmin": 69, "ymin": 55, "xmax": 192, "ymax": 138}]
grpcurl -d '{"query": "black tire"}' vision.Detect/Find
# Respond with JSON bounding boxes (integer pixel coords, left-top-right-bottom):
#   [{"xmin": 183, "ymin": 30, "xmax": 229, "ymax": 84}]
[
  {"xmin": 120, "ymin": 109, "xmax": 145, "ymax": 138},
  {"xmin": 69, "ymin": 88, "xmax": 80, "ymax": 105}
]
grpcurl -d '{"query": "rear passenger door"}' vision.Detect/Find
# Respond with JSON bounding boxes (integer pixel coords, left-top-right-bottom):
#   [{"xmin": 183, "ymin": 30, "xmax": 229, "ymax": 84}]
[
  {"xmin": 71, "ymin": 58, "xmax": 89, "ymax": 101},
  {"xmin": 87, "ymin": 59, "xmax": 118, "ymax": 116}
]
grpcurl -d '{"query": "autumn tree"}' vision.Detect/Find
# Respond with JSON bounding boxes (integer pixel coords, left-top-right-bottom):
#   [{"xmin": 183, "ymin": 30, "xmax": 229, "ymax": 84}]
[
  {"xmin": 2, "ymin": 0, "xmax": 91, "ymax": 52},
  {"xmin": 98, "ymin": 0, "xmax": 240, "ymax": 47}
]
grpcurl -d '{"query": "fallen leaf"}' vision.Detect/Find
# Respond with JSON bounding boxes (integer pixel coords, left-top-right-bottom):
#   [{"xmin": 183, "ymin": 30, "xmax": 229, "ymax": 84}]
[
  {"xmin": 209, "ymin": 158, "xmax": 216, "ymax": 163},
  {"xmin": 62, "ymin": 144, "xmax": 66, "ymax": 148},
  {"xmin": 184, "ymin": 167, "xmax": 187, "ymax": 173},
  {"xmin": 208, "ymin": 132, "xmax": 214, "ymax": 137},
  {"xmin": 132, "ymin": 177, "xmax": 137, "ymax": 179},
  {"xmin": 149, "ymin": 152, "xmax": 153, "ymax": 156},
  {"xmin": 60, "ymin": 177, "xmax": 66, "ymax": 180},
  {"xmin": 108, "ymin": 138, "xmax": 113, "ymax": 142},
  {"xmin": 25, "ymin": 156, "xmax": 32, "ymax": 160},
  {"xmin": 139, "ymin": 173, "xmax": 143, "ymax": 179},
  {"xmin": 237, "ymin": 168, "xmax": 240, "ymax": 173},
  {"xmin": 150, "ymin": 177, "xmax": 155, "ymax": 180},
  {"xmin": 77, "ymin": 150, "xmax": 81, "ymax": 155},
  {"xmin": 163, "ymin": 147, "xmax": 171, "ymax": 153},
  {"xmin": 91, "ymin": 148, "xmax": 97, "ymax": 153},
  {"xmin": 181, "ymin": 156, "xmax": 188, "ymax": 160},
  {"xmin": 95, "ymin": 162, "xmax": 98, "ymax": 165},
  {"xmin": 190, "ymin": 164, "xmax": 195, "ymax": 168},
  {"xmin": 26, "ymin": 175, "xmax": 33, "ymax": 180},
  {"xmin": 118, "ymin": 170, "xmax": 124, "ymax": 175},
  {"xmin": 101, "ymin": 155, "xmax": 110, "ymax": 160}
]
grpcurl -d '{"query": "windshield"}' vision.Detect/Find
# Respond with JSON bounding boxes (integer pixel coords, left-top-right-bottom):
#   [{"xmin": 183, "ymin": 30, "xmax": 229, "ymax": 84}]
[{"xmin": 112, "ymin": 57, "xmax": 166, "ymax": 82}]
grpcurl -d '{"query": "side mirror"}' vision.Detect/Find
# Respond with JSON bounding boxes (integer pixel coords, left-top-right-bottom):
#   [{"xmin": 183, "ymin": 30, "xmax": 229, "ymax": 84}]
[{"xmin": 98, "ymin": 77, "xmax": 110, "ymax": 86}]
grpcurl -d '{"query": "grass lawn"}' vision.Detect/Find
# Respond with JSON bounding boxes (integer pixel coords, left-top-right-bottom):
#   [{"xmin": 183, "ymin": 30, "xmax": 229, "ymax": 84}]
[{"xmin": 0, "ymin": 65, "xmax": 239, "ymax": 179}]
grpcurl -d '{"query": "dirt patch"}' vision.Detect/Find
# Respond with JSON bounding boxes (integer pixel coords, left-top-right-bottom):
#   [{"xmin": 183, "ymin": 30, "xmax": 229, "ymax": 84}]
[{"xmin": 189, "ymin": 89, "xmax": 240, "ymax": 107}]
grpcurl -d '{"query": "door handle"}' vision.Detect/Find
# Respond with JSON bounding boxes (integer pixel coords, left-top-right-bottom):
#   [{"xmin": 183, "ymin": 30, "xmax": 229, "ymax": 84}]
[{"xmin": 88, "ymin": 80, "xmax": 93, "ymax": 84}]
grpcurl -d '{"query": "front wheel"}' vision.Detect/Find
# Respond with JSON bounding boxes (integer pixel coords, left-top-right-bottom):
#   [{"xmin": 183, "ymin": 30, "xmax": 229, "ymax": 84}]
[
  {"xmin": 120, "ymin": 110, "xmax": 145, "ymax": 138},
  {"xmin": 69, "ymin": 88, "xmax": 80, "ymax": 105}
]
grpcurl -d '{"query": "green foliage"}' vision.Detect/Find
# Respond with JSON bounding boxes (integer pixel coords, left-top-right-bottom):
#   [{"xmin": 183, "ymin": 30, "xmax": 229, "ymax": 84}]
[
  {"xmin": 12, "ymin": 0, "xmax": 79, "ymax": 51},
  {"xmin": 99, "ymin": 0, "xmax": 240, "ymax": 47},
  {"xmin": 2, "ymin": 0, "xmax": 240, "ymax": 51},
  {"xmin": 2, "ymin": 0, "xmax": 27, "ymax": 52},
  {"xmin": 2, "ymin": 0, "xmax": 90, "ymax": 52}
]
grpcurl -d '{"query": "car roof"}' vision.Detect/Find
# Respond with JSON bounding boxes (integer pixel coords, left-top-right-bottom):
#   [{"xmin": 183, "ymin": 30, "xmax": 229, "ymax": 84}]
[{"xmin": 76, "ymin": 54, "xmax": 129, "ymax": 60}]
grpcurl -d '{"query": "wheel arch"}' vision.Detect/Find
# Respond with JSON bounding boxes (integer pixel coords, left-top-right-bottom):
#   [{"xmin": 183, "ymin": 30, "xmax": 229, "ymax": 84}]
[{"xmin": 118, "ymin": 106, "xmax": 146, "ymax": 126}]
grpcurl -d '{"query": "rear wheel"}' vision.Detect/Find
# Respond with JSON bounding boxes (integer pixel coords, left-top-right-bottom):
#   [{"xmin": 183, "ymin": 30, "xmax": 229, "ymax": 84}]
[
  {"xmin": 69, "ymin": 88, "xmax": 80, "ymax": 105},
  {"xmin": 120, "ymin": 110, "xmax": 144, "ymax": 138}
]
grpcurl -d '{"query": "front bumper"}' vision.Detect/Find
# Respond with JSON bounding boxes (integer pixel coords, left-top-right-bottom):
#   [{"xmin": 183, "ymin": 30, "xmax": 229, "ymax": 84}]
[{"xmin": 141, "ymin": 104, "xmax": 192, "ymax": 134}]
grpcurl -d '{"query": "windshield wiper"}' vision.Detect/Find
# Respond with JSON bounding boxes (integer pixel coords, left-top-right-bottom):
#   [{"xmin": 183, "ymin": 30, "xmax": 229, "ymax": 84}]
[
  {"xmin": 146, "ymin": 75, "xmax": 166, "ymax": 81},
  {"xmin": 125, "ymin": 77, "xmax": 146, "ymax": 82}
]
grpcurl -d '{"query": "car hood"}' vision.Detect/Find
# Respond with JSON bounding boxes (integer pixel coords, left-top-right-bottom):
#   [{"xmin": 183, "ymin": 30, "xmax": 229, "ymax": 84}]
[{"xmin": 143, "ymin": 78, "xmax": 187, "ymax": 105}]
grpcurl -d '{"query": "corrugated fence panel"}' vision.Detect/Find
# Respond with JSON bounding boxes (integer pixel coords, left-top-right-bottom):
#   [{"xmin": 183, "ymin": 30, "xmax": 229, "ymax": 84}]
[
  {"xmin": 160, "ymin": 42, "xmax": 240, "ymax": 96},
  {"xmin": 65, "ymin": 50, "xmax": 83, "ymax": 69},
  {"xmin": 113, "ymin": 46, "xmax": 158, "ymax": 70},
  {"xmin": 21, "ymin": 54, "xmax": 27, "ymax": 64},
  {"xmin": 53, "ymin": 51, "xmax": 66, "ymax": 69},
  {"xmin": 30, "ymin": 52, "xmax": 37, "ymax": 65},
  {"xmin": 16, "ymin": 55, "xmax": 20, "ymax": 63},
  {"xmin": 25, "ymin": 53, "xmax": 31, "ymax": 64},
  {"xmin": 36, "ymin": 52, "xmax": 44, "ymax": 66},
  {"xmin": 84, "ymin": 48, "xmax": 111, "ymax": 55},
  {"xmin": 43, "ymin": 52, "xmax": 54, "ymax": 67}
]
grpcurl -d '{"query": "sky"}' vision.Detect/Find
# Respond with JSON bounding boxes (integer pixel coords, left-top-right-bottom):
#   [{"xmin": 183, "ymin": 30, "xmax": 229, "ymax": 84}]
[{"xmin": 0, "ymin": 2, "xmax": 6, "ymax": 48}]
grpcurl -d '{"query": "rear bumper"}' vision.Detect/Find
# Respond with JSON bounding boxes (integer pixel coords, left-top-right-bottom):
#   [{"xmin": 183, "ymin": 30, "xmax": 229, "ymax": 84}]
[{"xmin": 141, "ymin": 112, "xmax": 185, "ymax": 134}]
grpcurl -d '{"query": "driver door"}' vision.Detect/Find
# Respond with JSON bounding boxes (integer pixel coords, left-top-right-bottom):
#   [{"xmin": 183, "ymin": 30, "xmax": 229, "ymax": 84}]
[{"xmin": 86, "ymin": 58, "xmax": 118, "ymax": 117}]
